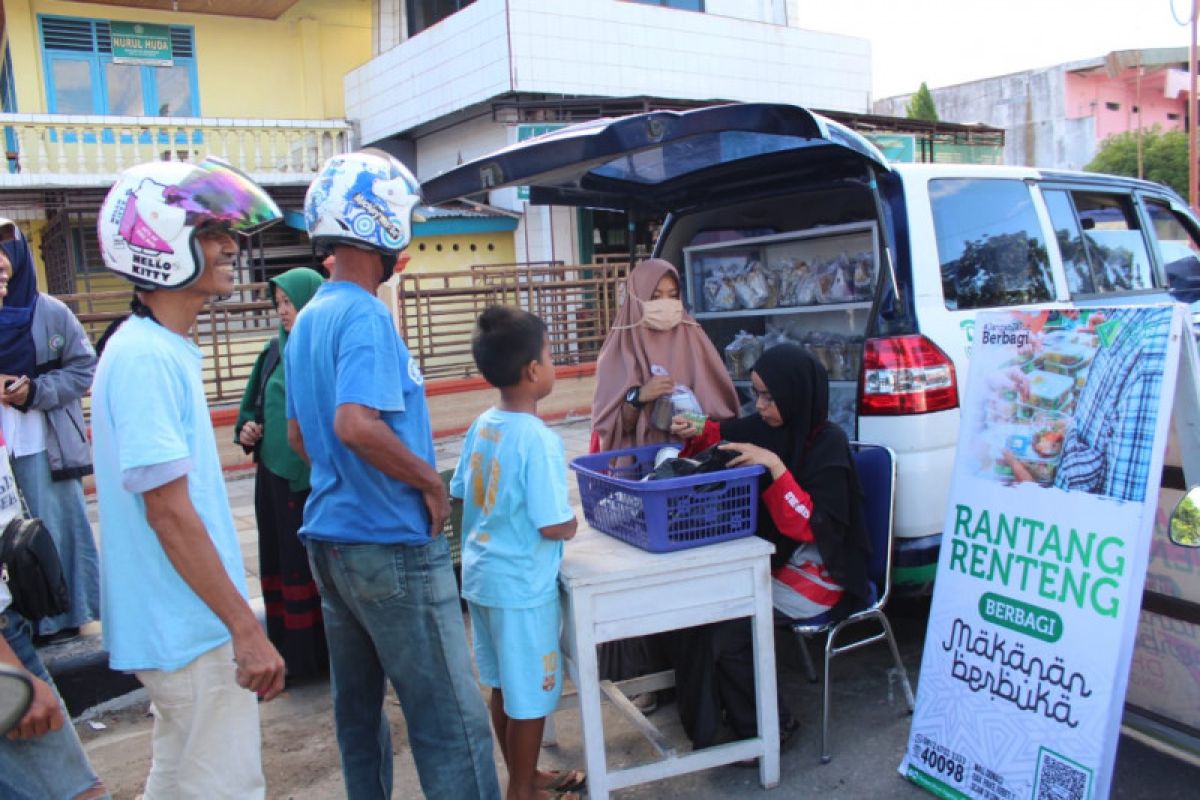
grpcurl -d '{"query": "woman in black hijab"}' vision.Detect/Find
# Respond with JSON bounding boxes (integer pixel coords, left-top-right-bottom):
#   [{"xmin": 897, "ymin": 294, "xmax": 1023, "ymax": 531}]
[{"xmin": 668, "ymin": 343, "xmax": 872, "ymax": 753}]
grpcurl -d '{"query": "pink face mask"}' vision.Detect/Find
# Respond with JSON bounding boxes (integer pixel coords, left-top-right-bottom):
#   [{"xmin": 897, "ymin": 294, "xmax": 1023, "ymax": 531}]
[{"xmin": 639, "ymin": 297, "xmax": 684, "ymax": 331}]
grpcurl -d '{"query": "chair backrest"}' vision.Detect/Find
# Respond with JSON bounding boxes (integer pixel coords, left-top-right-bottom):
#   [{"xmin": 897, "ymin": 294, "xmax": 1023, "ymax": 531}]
[{"xmin": 850, "ymin": 443, "xmax": 897, "ymax": 607}]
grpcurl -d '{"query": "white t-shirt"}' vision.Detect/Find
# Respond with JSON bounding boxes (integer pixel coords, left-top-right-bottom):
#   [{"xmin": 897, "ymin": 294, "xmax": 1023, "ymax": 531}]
[
  {"xmin": 0, "ymin": 576, "xmax": 10, "ymax": 615},
  {"xmin": 0, "ymin": 404, "xmax": 47, "ymax": 458}
]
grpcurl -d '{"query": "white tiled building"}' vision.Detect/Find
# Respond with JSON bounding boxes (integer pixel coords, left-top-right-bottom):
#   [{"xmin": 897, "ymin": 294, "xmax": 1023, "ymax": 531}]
[{"xmin": 350, "ymin": 0, "xmax": 872, "ymax": 263}]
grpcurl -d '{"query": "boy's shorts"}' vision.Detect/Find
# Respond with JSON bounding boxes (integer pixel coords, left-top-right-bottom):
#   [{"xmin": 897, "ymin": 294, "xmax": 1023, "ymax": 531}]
[{"xmin": 468, "ymin": 598, "xmax": 563, "ymax": 719}]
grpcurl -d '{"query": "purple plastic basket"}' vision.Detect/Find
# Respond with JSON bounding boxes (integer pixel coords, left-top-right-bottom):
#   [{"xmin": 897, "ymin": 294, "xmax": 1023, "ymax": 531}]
[{"xmin": 569, "ymin": 444, "xmax": 764, "ymax": 553}]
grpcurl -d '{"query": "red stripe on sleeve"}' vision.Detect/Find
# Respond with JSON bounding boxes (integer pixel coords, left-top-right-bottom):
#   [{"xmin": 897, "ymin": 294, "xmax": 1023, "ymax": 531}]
[{"xmin": 762, "ymin": 471, "xmax": 815, "ymax": 542}]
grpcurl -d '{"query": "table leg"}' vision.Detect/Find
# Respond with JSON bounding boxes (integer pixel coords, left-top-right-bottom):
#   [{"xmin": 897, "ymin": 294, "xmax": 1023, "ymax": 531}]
[
  {"xmin": 565, "ymin": 590, "xmax": 611, "ymax": 800},
  {"xmin": 751, "ymin": 560, "xmax": 780, "ymax": 788}
]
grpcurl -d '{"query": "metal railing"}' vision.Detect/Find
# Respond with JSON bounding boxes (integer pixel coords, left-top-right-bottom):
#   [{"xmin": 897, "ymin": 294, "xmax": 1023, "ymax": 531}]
[
  {"xmin": 60, "ymin": 261, "xmax": 629, "ymax": 404},
  {"xmin": 0, "ymin": 113, "xmax": 354, "ymax": 187}
]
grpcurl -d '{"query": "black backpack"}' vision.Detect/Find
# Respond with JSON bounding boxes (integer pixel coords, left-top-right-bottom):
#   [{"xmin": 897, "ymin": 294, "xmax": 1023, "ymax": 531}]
[{"xmin": 0, "ymin": 516, "xmax": 70, "ymax": 622}]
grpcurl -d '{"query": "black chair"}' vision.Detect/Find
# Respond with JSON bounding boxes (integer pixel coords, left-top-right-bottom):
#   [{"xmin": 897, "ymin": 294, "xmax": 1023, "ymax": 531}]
[{"xmin": 788, "ymin": 442, "xmax": 915, "ymax": 763}]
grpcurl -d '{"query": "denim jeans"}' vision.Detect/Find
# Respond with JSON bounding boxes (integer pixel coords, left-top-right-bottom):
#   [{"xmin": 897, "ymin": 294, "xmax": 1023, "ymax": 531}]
[
  {"xmin": 0, "ymin": 611, "xmax": 108, "ymax": 800},
  {"xmin": 307, "ymin": 536, "xmax": 500, "ymax": 800}
]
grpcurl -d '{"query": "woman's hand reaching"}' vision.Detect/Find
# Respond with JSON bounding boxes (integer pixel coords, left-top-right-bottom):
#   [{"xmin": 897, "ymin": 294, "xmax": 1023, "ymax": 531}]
[
  {"xmin": 639, "ymin": 374, "xmax": 674, "ymax": 404},
  {"xmin": 719, "ymin": 441, "xmax": 786, "ymax": 480},
  {"xmin": 670, "ymin": 414, "xmax": 705, "ymax": 439}
]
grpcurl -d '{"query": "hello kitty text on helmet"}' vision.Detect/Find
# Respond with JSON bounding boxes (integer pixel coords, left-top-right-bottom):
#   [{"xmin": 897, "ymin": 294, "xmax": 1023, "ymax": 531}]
[
  {"xmin": 97, "ymin": 158, "xmax": 282, "ymax": 290},
  {"xmin": 303, "ymin": 150, "xmax": 421, "ymax": 273}
]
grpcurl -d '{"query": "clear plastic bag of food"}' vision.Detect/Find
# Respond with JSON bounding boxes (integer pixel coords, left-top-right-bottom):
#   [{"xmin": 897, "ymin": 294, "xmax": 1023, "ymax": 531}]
[
  {"xmin": 704, "ymin": 274, "xmax": 738, "ymax": 311},
  {"xmin": 723, "ymin": 330, "xmax": 761, "ymax": 380},
  {"xmin": 816, "ymin": 254, "xmax": 855, "ymax": 304},
  {"xmin": 732, "ymin": 259, "xmax": 772, "ymax": 309},
  {"xmin": 850, "ymin": 250, "xmax": 875, "ymax": 301},
  {"xmin": 650, "ymin": 384, "xmax": 703, "ymax": 432}
]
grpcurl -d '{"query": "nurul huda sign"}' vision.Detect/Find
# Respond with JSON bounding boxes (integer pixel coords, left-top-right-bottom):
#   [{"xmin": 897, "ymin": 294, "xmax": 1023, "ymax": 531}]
[{"xmin": 110, "ymin": 21, "xmax": 173, "ymax": 66}]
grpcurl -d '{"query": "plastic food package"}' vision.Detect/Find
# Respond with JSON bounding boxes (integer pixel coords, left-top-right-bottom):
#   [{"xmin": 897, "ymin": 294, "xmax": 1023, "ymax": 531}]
[
  {"xmin": 704, "ymin": 275, "xmax": 738, "ymax": 311},
  {"xmin": 724, "ymin": 330, "xmax": 762, "ymax": 380},
  {"xmin": 732, "ymin": 260, "xmax": 773, "ymax": 309},
  {"xmin": 816, "ymin": 254, "xmax": 855, "ymax": 304},
  {"xmin": 1026, "ymin": 370, "xmax": 1074, "ymax": 411},
  {"xmin": 851, "ymin": 250, "xmax": 875, "ymax": 301},
  {"xmin": 650, "ymin": 384, "xmax": 704, "ymax": 432}
]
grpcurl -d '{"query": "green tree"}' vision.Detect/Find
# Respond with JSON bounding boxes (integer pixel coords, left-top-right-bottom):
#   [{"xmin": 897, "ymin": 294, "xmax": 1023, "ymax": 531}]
[
  {"xmin": 1086, "ymin": 126, "xmax": 1187, "ymax": 197},
  {"xmin": 905, "ymin": 82, "xmax": 939, "ymax": 122}
]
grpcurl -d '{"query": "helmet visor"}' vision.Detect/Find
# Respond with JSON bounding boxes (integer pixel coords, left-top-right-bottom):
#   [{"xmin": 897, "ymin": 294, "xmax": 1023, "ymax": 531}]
[{"xmin": 164, "ymin": 158, "xmax": 282, "ymax": 234}]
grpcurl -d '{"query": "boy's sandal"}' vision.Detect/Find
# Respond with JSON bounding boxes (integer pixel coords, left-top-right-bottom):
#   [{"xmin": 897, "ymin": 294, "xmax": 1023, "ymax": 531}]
[{"xmin": 542, "ymin": 769, "xmax": 587, "ymax": 793}]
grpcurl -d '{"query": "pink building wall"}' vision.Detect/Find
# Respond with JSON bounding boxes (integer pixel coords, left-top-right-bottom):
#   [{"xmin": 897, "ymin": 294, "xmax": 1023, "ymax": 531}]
[{"xmin": 1065, "ymin": 67, "xmax": 1186, "ymax": 144}]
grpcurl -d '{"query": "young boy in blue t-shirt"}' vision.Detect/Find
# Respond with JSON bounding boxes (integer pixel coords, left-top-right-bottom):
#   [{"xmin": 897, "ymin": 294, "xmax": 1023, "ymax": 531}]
[{"xmin": 450, "ymin": 306, "xmax": 582, "ymax": 800}]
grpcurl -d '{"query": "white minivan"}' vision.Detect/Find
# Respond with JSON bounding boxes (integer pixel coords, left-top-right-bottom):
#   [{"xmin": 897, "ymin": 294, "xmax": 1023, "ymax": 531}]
[
  {"xmin": 423, "ymin": 102, "xmax": 1200, "ymax": 595},
  {"xmin": 425, "ymin": 100, "xmax": 1200, "ymax": 763}
]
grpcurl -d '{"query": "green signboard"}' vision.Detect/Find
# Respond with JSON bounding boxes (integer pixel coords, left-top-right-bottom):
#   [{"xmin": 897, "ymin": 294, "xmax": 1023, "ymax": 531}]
[
  {"xmin": 110, "ymin": 21, "xmax": 173, "ymax": 66},
  {"xmin": 516, "ymin": 123, "xmax": 566, "ymax": 200}
]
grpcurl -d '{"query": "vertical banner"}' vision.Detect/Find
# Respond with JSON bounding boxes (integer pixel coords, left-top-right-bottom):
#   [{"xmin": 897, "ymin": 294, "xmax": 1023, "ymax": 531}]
[{"xmin": 900, "ymin": 305, "xmax": 1185, "ymax": 800}]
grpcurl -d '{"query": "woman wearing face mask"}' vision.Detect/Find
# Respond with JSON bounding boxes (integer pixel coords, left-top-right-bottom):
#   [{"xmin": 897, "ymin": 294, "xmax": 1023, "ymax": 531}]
[
  {"xmin": 591, "ymin": 259, "xmax": 739, "ymax": 453},
  {"xmin": 234, "ymin": 267, "xmax": 328, "ymax": 681},
  {"xmin": 589, "ymin": 258, "xmax": 740, "ymax": 710}
]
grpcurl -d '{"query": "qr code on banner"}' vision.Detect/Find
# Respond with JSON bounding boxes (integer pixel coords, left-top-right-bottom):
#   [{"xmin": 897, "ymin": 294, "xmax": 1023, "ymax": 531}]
[{"xmin": 1033, "ymin": 748, "xmax": 1093, "ymax": 800}]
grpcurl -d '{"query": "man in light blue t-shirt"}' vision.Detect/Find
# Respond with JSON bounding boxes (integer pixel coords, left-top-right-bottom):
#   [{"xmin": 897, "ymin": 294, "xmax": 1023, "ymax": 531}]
[
  {"xmin": 92, "ymin": 160, "xmax": 286, "ymax": 799},
  {"xmin": 286, "ymin": 150, "xmax": 499, "ymax": 800}
]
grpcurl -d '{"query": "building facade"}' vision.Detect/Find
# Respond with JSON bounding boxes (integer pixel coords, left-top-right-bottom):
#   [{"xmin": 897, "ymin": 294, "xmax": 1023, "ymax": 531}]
[
  {"xmin": 873, "ymin": 48, "xmax": 1187, "ymax": 172},
  {"xmin": 350, "ymin": 0, "xmax": 873, "ymax": 265},
  {"xmin": 0, "ymin": 0, "xmax": 370, "ymax": 301}
]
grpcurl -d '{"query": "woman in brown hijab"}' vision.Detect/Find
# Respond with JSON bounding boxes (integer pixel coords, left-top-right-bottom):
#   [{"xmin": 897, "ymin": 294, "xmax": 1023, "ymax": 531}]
[
  {"xmin": 591, "ymin": 259, "xmax": 739, "ymax": 453},
  {"xmin": 590, "ymin": 258, "xmax": 741, "ymax": 710}
]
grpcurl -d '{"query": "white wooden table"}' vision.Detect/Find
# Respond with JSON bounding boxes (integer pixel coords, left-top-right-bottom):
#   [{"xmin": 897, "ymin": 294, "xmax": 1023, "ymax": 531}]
[{"xmin": 556, "ymin": 522, "xmax": 779, "ymax": 799}]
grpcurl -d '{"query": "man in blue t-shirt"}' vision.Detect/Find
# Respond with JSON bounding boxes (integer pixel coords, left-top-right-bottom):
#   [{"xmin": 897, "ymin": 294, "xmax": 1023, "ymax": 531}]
[
  {"xmin": 287, "ymin": 150, "xmax": 499, "ymax": 800},
  {"xmin": 93, "ymin": 160, "xmax": 286, "ymax": 798}
]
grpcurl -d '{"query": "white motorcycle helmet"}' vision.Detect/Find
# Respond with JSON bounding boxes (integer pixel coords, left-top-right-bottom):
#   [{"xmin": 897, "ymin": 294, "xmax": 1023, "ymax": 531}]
[
  {"xmin": 97, "ymin": 158, "xmax": 282, "ymax": 290},
  {"xmin": 304, "ymin": 150, "xmax": 420, "ymax": 263}
]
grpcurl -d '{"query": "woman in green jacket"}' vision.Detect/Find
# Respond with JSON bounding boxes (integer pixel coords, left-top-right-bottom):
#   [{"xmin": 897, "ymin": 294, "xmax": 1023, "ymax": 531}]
[{"xmin": 235, "ymin": 267, "xmax": 327, "ymax": 679}]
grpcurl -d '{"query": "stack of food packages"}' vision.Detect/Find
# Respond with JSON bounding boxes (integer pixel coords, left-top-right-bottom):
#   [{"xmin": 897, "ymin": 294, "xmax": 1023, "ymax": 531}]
[
  {"xmin": 983, "ymin": 326, "xmax": 1098, "ymax": 485},
  {"xmin": 702, "ymin": 250, "xmax": 874, "ymax": 312},
  {"xmin": 724, "ymin": 326, "xmax": 864, "ymax": 383}
]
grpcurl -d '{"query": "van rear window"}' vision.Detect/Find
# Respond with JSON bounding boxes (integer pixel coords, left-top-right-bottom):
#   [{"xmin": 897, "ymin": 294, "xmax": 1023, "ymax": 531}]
[{"xmin": 930, "ymin": 178, "xmax": 1054, "ymax": 310}]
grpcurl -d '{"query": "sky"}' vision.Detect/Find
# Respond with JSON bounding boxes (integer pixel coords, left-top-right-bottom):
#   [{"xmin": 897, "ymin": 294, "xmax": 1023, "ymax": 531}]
[{"xmin": 794, "ymin": 0, "xmax": 1195, "ymax": 101}]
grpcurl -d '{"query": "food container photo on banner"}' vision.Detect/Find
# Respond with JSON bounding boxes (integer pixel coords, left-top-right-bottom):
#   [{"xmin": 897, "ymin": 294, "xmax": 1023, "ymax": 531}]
[{"xmin": 899, "ymin": 305, "xmax": 1189, "ymax": 800}]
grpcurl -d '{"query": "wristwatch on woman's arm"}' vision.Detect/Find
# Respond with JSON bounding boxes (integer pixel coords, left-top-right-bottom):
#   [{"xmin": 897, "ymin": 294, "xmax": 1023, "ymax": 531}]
[{"xmin": 624, "ymin": 386, "xmax": 645, "ymax": 409}]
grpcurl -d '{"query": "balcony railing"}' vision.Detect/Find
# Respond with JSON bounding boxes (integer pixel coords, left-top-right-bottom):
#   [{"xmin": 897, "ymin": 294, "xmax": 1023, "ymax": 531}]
[{"xmin": 0, "ymin": 113, "xmax": 355, "ymax": 187}]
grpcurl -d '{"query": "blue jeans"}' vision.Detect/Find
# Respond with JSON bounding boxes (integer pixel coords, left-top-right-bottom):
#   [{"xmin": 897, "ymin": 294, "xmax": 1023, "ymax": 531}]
[
  {"xmin": 0, "ymin": 611, "xmax": 108, "ymax": 799},
  {"xmin": 306, "ymin": 536, "xmax": 500, "ymax": 800}
]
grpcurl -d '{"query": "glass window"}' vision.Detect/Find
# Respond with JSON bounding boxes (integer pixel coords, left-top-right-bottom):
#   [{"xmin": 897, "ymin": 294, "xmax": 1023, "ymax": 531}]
[
  {"xmin": 105, "ymin": 62, "xmax": 143, "ymax": 116},
  {"xmin": 1072, "ymin": 191, "xmax": 1153, "ymax": 293},
  {"xmin": 406, "ymin": 0, "xmax": 475, "ymax": 36},
  {"xmin": 40, "ymin": 16, "xmax": 198, "ymax": 116},
  {"xmin": 154, "ymin": 65, "xmax": 193, "ymax": 116},
  {"xmin": 632, "ymin": 0, "xmax": 705, "ymax": 9},
  {"xmin": 1043, "ymin": 189, "xmax": 1095, "ymax": 295},
  {"xmin": 593, "ymin": 132, "xmax": 812, "ymax": 184},
  {"xmin": 930, "ymin": 178, "xmax": 1053, "ymax": 310},
  {"xmin": 49, "ymin": 57, "xmax": 95, "ymax": 113},
  {"xmin": 1145, "ymin": 198, "xmax": 1200, "ymax": 302}
]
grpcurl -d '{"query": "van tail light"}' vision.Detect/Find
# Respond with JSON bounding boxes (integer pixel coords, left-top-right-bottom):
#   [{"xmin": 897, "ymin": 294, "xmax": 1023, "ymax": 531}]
[{"xmin": 859, "ymin": 335, "xmax": 958, "ymax": 415}]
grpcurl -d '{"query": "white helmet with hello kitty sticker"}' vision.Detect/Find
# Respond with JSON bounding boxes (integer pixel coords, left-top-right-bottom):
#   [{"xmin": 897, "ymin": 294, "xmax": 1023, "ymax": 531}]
[{"xmin": 97, "ymin": 158, "xmax": 281, "ymax": 290}]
